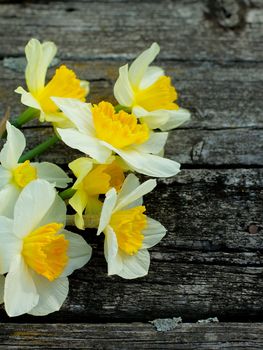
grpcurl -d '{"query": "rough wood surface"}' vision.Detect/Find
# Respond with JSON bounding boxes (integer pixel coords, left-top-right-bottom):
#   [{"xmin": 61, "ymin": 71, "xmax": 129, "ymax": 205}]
[
  {"xmin": 0, "ymin": 0, "xmax": 262, "ymax": 348},
  {"xmin": 1, "ymin": 59, "xmax": 263, "ymax": 129},
  {"xmin": 2, "ymin": 126, "xmax": 261, "ymax": 167},
  {"xmin": 0, "ymin": 323, "xmax": 263, "ymax": 349},
  {"xmin": 0, "ymin": 0, "xmax": 262, "ymax": 62},
  {"xmin": 0, "ymin": 169, "xmax": 262, "ymax": 323}
]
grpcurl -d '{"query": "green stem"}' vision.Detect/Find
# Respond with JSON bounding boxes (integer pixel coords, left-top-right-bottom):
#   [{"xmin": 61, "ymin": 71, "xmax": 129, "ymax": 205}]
[
  {"xmin": 66, "ymin": 214, "xmax": 100, "ymax": 229},
  {"xmin": 19, "ymin": 135, "xmax": 59, "ymax": 163},
  {"xmin": 12, "ymin": 107, "xmax": 40, "ymax": 128},
  {"xmin": 1, "ymin": 107, "xmax": 40, "ymax": 139},
  {"xmin": 59, "ymin": 188, "xmax": 76, "ymax": 200},
  {"xmin": 114, "ymin": 104, "xmax": 131, "ymax": 113}
]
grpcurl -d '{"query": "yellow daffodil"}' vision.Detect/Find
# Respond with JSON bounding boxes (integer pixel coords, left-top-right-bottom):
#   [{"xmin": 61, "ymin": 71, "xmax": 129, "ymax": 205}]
[
  {"xmin": 97, "ymin": 174, "xmax": 166, "ymax": 279},
  {"xmin": 0, "ymin": 180, "xmax": 92, "ymax": 316},
  {"xmin": 68, "ymin": 156, "xmax": 125, "ymax": 229},
  {"xmin": 15, "ymin": 38, "xmax": 89, "ymax": 127},
  {"xmin": 52, "ymin": 98, "xmax": 180, "ymax": 177},
  {"xmin": 0, "ymin": 122, "xmax": 71, "ymax": 217},
  {"xmin": 114, "ymin": 43, "xmax": 190, "ymax": 131}
]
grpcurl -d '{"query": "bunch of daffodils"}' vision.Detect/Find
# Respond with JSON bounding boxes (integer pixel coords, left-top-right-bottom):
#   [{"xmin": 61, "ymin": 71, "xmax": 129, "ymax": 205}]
[{"xmin": 0, "ymin": 38, "xmax": 190, "ymax": 317}]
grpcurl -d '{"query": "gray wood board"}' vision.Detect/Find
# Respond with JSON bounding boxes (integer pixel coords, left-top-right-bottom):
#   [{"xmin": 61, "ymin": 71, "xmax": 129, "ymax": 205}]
[
  {"xmin": 0, "ymin": 323, "xmax": 263, "ymax": 349},
  {"xmin": 0, "ymin": 0, "xmax": 262, "ymax": 347},
  {"xmin": 0, "ymin": 1, "xmax": 262, "ymax": 62},
  {"xmin": 1, "ymin": 59, "xmax": 263, "ymax": 129},
  {"xmin": 2, "ymin": 126, "xmax": 261, "ymax": 167},
  {"xmin": 0, "ymin": 169, "xmax": 261, "ymax": 322}
]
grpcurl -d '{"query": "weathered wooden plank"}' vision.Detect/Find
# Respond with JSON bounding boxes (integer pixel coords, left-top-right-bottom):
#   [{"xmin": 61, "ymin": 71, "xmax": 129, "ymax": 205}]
[
  {"xmin": 0, "ymin": 323, "xmax": 263, "ymax": 349},
  {"xmin": 0, "ymin": 169, "xmax": 261, "ymax": 322},
  {"xmin": 1, "ymin": 59, "xmax": 263, "ymax": 129},
  {"xmin": 4, "ymin": 126, "xmax": 262, "ymax": 167},
  {"xmin": 166, "ymin": 128, "xmax": 263, "ymax": 166},
  {"xmin": 0, "ymin": 1, "xmax": 262, "ymax": 62}
]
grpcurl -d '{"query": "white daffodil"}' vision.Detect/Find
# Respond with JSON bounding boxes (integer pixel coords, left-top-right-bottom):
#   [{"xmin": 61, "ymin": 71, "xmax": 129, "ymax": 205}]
[
  {"xmin": 15, "ymin": 38, "xmax": 89, "ymax": 127},
  {"xmin": 0, "ymin": 122, "xmax": 71, "ymax": 217},
  {"xmin": 53, "ymin": 98, "xmax": 180, "ymax": 178},
  {"xmin": 114, "ymin": 43, "xmax": 190, "ymax": 131},
  {"xmin": 68, "ymin": 156, "xmax": 125, "ymax": 230},
  {"xmin": 97, "ymin": 174, "xmax": 166, "ymax": 279},
  {"xmin": 0, "ymin": 180, "xmax": 92, "ymax": 317}
]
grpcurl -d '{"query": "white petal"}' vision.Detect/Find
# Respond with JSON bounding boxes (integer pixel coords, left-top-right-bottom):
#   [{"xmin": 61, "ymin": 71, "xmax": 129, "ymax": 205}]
[
  {"xmin": 52, "ymin": 98, "xmax": 94, "ymax": 134},
  {"xmin": 33, "ymin": 162, "xmax": 72, "ymax": 188},
  {"xmin": 117, "ymin": 249, "xmax": 150, "ymax": 279},
  {"xmin": 57, "ymin": 128, "xmax": 111, "ymax": 163},
  {"xmin": 134, "ymin": 131, "xmax": 168, "ymax": 155},
  {"xmin": 61, "ymin": 230, "xmax": 92, "ymax": 277},
  {"xmin": 97, "ymin": 188, "xmax": 117, "ymax": 235},
  {"xmin": 0, "ymin": 166, "xmax": 11, "ymax": 187},
  {"xmin": 115, "ymin": 178, "xmax": 156, "ymax": 212},
  {"xmin": 0, "ymin": 216, "xmax": 21, "ymax": 274},
  {"xmin": 129, "ymin": 43, "xmax": 160, "ymax": 88},
  {"xmin": 37, "ymin": 194, "xmax": 67, "ymax": 228},
  {"xmin": 44, "ymin": 111, "xmax": 75, "ymax": 128},
  {"xmin": 115, "ymin": 147, "xmax": 181, "ymax": 177},
  {"xmin": 139, "ymin": 66, "xmax": 164, "ymax": 90},
  {"xmin": 117, "ymin": 173, "xmax": 140, "ymax": 204},
  {"xmin": 0, "ymin": 275, "xmax": 5, "ymax": 304},
  {"xmin": 133, "ymin": 106, "xmax": 170, "ymax": 130},
  {"xmin": 160, "ymin": 108, "xmax": 191, "ymax": 131},
  {"xmin": 13, "ymin": 180, "xmax": 56, "ymax": 238},
  {"xmin": 142, "ymin": 218, "xmax": 166, "ymax": 249},
  {"xmin": 104, "ymin": 226, "xmax": 123, "ymax": 275},
  {"xmin": 25, "ymin": 38, "xmax": 57, "ymax": 94},
  {"xmin": 15, "ymin": 87, "xmax": 42, "ymax": 111},
  {"xmin": 0, "ymin": 122, "xmax": 26, "ymax": 169},
  {"xmin": 0, "ymin": 184, "xmax": 20, "ymax": 218},
  {"xmin": 113, "ymin": 64, "xmax": 134, "ymax": 107},
  {"xmin": 4, "ymin": 255, "xmax": 39, "ymax": 317},
  {"xmin": 29, "ymin": 273, "xmax": 68, "ymax": 316}
]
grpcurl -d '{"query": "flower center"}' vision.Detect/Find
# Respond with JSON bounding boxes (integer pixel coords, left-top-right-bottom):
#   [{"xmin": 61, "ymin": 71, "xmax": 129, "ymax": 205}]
[
  {"xmin": 35, "ymin": 65, "xmax": 87, "ymax": 113},
  {"xmin": 83, "ymin": 161, "xmax": 125, "ymax": 195},
  {"xmin": 110, "ymin": 206, "xmax": 147, "ymax": 255},
  {"xmin": 22, "ymin": 223, "xmax": 68, "ymax": 281},
  {"xmin": 13, "ymin": 160, "xmax": 37, "ymax": 188},
  {"xmin": 134, "ymin": 76, "xmax": 179, "ymax": 111},
  {"xmin": 92, "ymin": 101, "xmax": 149, "ymax": 149}
]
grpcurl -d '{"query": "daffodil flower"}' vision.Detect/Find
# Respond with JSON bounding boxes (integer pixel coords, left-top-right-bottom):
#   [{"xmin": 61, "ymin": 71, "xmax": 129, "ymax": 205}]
[
  {"xmin": 114, "ymin": 43, "xmax": 190, "ymax": 131},
  {"xmin": 97, "ymin": 174, "xmax": 166, "ymax": 279},
  {"xmin": 15, "ymin": 38, "xmax": 89, "ymax": 127},
  {"xmin": 0, "ymin": 275, "xmax": 4, "ymax": 304},
  {"xmin": 52, "ymin": 98, "xmax": 180, "ymax": 177},
  {"xmin": 0, "ymin": 122, "xmax": 71, "ymax": 217},
  {"xmin": 68, "ymin": 156, "xmax": 125, "ymax": 229},
  {"xmin": 0, "ymin": 180, "xmax": 92, "ymax": 317}
]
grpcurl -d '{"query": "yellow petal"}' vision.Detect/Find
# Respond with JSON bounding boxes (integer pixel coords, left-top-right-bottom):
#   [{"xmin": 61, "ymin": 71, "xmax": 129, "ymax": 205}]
[
  {"xmin": 35, "ymin": 65, "xmax": 88, "ymax": 114},
  {"xmin": 22, "ymin": 223, "xmax": 68, "ymax": 281},
  {"xmin": 92, "ymin": 101, "xmax": 149, "ymax": 149}
]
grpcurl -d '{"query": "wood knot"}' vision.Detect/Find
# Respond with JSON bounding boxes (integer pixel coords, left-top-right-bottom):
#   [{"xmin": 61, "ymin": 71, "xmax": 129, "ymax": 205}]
[
  {"xmin": 247, "ymin": 224, "xmax": 262, "ymax": 234},
  {"xmin": 206, "ymin": 0, "xmax": 247, "ymax": 30}
]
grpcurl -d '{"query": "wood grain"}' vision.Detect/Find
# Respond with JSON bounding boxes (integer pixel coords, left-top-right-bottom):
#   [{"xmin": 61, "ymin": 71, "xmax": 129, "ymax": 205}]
[
  {"xmin": 0, "ymin": 0, "xmax": 262, "ymax": 347},
  {"xmin": 1, "ymin": 59, "xmax": 263, "ymax": 129},
  {"xmin": 2, "ymin": 126, "xmax": 261, "ymax": 167},
  {"xmin": 0, "ymin": 169, "xmax": 261, "ymax": 323},
  {"xmin": 0, "ymin": 1, "xmax": 262, "ymax": 62},
  {"xmin": 0, "ymin": 323, "xmax": 263, "ymax": 349}
]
